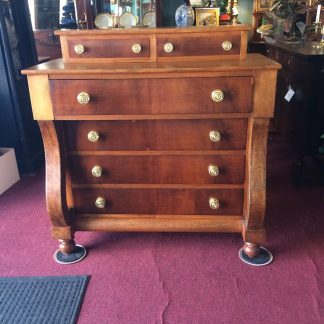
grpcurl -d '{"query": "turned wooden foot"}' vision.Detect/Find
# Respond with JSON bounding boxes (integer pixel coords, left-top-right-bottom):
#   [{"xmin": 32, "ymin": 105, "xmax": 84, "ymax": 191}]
[
  {"xmin": 243, "ymin": 242, "xmax": 261, "ymax": 258},
  {"xmin": 239, "ymin": 242, "xmax": 273, "ymax": 266},
  {"xmin": 58, "ymin": 239, "xmax": 76, "ymax": 255},
  {"xmin": 54, "ymin": 240, "xmax": 87, "ymax": 264}
]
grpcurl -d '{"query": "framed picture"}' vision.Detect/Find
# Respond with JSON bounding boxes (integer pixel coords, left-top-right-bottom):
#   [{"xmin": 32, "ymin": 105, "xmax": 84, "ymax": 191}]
[
  {"xmin": 255, "ymin": 0, "xmax": 272, "ymax": 12},
  {"xmin": 195, "ymin": 7, "xmax": 220, "ymax": 26}
]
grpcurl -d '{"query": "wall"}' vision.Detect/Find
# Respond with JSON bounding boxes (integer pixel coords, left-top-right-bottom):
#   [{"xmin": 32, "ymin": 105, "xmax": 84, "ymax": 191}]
[{"xmin": 162, "ymin": 0, "xmax": 254, "ymax": 26}]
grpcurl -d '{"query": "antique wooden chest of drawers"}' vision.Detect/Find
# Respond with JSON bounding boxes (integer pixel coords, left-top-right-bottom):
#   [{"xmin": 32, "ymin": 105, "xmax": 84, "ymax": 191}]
[{"xmin": 23, "ymin": 26, "xmax": 280, "ymax": 265}]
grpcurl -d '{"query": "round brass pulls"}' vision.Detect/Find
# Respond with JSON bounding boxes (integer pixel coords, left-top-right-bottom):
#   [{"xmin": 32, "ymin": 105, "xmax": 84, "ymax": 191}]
[
  {"xmin": 222, "ymin": 41, "xmax": 232, "ymax": 51},
  {"xmin": 92, "ymin": 165, "xmax": 103, "ymax": 177},
  {"xmin": 132, "ymin": 43, "xmax": 142, "ymax": 54},
  {"xmin": 77, "ymin": 92, "xmax": 90, "ymax": 105},
  {"xmin": 87, "ymin": 130, "xmax": 100, "ymax": 142},
  {"xmin": 209, "ymin": 197, "xmax": 220, "ymax": 210},
  {"xmin": 74, "ymin": 44, "xmax": 85, "ymax": 54},
  {"xmin": 208, "ymin": 165, "xmax": 219, "ymax": 177},
  {"xmin": 164, "ymin": 43, "xmax": 174, "ymax": 53},
  {"xmin": 95, "ymin": 197, "xmax": 106, "ymax": 209},
  {"xmin": 209, "ymin": 130, "xmax": 221, "ymax": 142},
  {"xmin": 211, "ymin": 89, "xmax": 224, "ymax": 103}
]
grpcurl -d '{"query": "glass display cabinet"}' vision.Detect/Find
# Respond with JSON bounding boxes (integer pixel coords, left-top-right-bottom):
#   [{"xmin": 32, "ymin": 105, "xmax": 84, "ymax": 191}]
[{"xmin": 75, "ymin": 0, "xmax": 162, "ymax": 29}]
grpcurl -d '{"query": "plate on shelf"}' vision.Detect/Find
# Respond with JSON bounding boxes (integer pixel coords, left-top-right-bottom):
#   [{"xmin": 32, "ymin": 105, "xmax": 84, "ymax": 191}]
[
  {"xmin": 143, "ymin": 11, "xmax": 156, "ymax": 27},
  {"xmin": 119, "ymin": 12, "xmax": 137, "ymax": 28},
  {"xmin": 94, "ymin": 13, "xmax": 114, "ymax": 29}
]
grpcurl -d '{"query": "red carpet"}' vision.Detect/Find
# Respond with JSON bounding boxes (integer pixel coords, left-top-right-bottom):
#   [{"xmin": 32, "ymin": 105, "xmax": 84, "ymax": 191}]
[{"xmin": 1, "ymin": 137, "xmax": 324, "ymax": 324}]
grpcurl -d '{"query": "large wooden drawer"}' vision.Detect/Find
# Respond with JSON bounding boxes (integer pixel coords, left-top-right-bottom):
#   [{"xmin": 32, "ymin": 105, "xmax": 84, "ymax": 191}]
[
  {"xmin": 51, "ymin": 77, "xmax": 253, "ymax": 116},
  {"xmin": 156, "ymin": 32, "xmax": 241, "ymax": 59},
  {"xmin": 64, "ymin": 119, "xmax": 248, "ymax": 151},
  {"xmin": 73, "ymin": 188, "xmax": 244, "ymax": 215},
  {"xmin": 69, "ymin": 155, "xmax": 246, "ymax": 185}
]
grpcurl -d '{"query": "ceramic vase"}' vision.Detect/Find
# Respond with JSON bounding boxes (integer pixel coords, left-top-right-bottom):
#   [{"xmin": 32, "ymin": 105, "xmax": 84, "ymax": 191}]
[{"xmin": 175, "ymin": 3, "xmax": 195, "ymax": 27}]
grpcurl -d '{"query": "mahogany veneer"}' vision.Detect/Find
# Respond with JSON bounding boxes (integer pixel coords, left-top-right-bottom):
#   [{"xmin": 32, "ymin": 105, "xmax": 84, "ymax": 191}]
[
  {"xmin": 68, "ymin": 155, "xmax": 246, "ymax": 185},
  {"xmin": 64, "ymin": 119, "xmax": 248, "ymax": 151},
  {"xmin": 73, "ymin": 188, "xmax": 244, "ymax": 215},
  {"xmin": 51, "ymin": 77, "xmax": 253, "ymax": 115},
  {"xmin": 22, "ymin": 26, "xmax": 280, "ymax": 262}
]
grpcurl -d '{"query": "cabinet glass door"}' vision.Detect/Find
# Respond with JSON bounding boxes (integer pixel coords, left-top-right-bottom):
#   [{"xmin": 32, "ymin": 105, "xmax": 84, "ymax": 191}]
[{"xmin": 96, "ymin": 0, "xmax": 156, "ymax": 27}]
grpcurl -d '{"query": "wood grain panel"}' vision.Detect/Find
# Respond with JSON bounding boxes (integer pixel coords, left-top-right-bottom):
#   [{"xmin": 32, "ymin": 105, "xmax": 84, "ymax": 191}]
[
  {"xmin": 156, "ymin": 33, "xmax": 241, "ymax": 58},
  {"xmin": 73, "ymin": 188, "xmax": 244, "ymax": 215},
  {"xmin": 66, "ymin": 37, "xmax": 150, "ymax": 59},
  {"xmin": 73, "ymin": 216, "xmax": 243, "ymax": 233},
  {"xmin": 64, "ymin": 119, "xmax": 248, "ymax": 151},
  {"xmin": 50, "ymin": 77, "xmax": 253, "ymax": 116},
  {"xmin": 69, "ymin": 155, "xmax": 245, "ymax": 184},
  {"xmin": 27, "ymin": 75, "xmax": 54, "ymax": 120}
]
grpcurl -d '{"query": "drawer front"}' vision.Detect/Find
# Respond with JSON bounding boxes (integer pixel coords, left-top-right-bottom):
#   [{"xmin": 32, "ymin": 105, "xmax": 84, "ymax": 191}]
[
  {"xmin": 266, "ymin": 47, "xmax": 293, "ymax": 69},
  {"xmin": 65, "ymin": 119, "xmax": 248, "ymax": 151},
  {"xmin": 156, "ymin": 33, "xmax": 241, "ymax": 58},
  {"xmin": 65, "ymin": 37, "xmax": 150, "ymax": 60},
  {"xmin": 73, "ymin": 188, "xmax": 244, "ymax": 215},
  {"xmin": 69, "ymin": 155, "xmax": 246, "ymax": 184},
  {"xmin": 51, "ymin": 77, "xmax": 253, "ymax": 116}
]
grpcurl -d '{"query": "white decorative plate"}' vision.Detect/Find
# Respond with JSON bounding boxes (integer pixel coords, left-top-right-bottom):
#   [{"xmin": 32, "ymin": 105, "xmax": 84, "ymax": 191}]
[
  {"xmin": 119, "ymin": 12, "xmax": 137, "ymax": 28},
  {"xmin": 94, "ymin": 13, "xmax": 114, "ymax": 29},
  {"xmin": 143, "ymin": 11, "xmax": 156, "ymax": 27}
]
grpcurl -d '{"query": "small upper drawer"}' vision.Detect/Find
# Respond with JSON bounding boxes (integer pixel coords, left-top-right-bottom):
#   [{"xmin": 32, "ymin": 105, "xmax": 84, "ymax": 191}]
[
  {"xmin": 50, "ymin": 77, "xmax": 253, "ymax": 116},
  {"xmin": 61, "ymin": 36, "xmax": 150, "ymax": 62},
  {"xmin": 156, "ymin": 32, "xmax": 241, "ymax": 60}
]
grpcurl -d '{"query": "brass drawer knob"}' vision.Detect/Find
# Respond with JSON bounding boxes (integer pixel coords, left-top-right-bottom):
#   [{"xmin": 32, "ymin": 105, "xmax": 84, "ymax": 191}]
[
  {"xmin": 92, "ymin": 165, "xmax": 103, "ymax": 177},
  {"xmin": 77, "ymin": 92, "xmax": 90, "ymax": 105},
  {"xmin": 95, "ymin": 196, "xmax": 106, "ymax": 209},
  {"xmin": 164, "ymin": 43, "xmax": 174, "ymax": 53},
  {"xmin": 208, "ymin": 165, "xmax": 219, "ymax": 177},
  {"xmin": 222, "ymin": 41, "xmax": 232, "ymax": 51},
  {"xmin": 211, "ymin": 89, "xmax": 224, "ymax": 102},
  {"xmin": 209, "ymin": 130, "xmax": 221, "ymax": 142},
  {"xmin": 209, "ymin": 197, "xmax": 220, "ymax": 210},
  {"xmin": 74, "ymin": 44, "xmax": 85, "ymax": 54},
  {"xmin": 132, "ymin": 43, "xmax": 142, "ymax": 54},
  {"xmin": 87, "ymin": 130, "xmax": 100, "ymax": 142}
]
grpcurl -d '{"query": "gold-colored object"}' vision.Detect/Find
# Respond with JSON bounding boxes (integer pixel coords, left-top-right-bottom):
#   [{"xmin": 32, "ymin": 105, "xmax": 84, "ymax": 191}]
[
  {"xmin": 164, "ymin": 43, "xmax": 174, "ymax": 53},
  {"xmin": 209, "ymin": 197, "xmax": 220, "ymax": 210},
  {"xmin": 132, "ymin": 43, "xmax": 142, "ymax": 54},
  {"xmin": 74, "ymin": 44, "xmax": 85, "ymax": 54},
  {"xmin": 209, "ymin": 130, "xmax": 221, "ymax": 142},
  {"xmin": 77, "ymin": 92, "xmax": 90, "ymax": 105},
  {"xmin": 92, "ymin": 165, "xmax": 103, "ymax": 177},
  {"xmin": 95, "ymin": 196, "xmax": 106, "ymax": 208},
  {"xmin": 211, "ymin": 89, "xmax": 224, "ymax": 102},
  {"xmin": 222, "ymin": 41, "xmax": 232, "ymax": 51},
  {"xmin": 87, "ymin": 130, "xmax": 100, "ymax": 142},
  {"xmin": 208, "ymin": 165, "xmax": 219, "ymax": 177}
]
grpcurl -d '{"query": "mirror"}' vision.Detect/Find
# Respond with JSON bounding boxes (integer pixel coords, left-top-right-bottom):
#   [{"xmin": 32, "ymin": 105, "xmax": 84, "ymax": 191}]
[
  {"xmin": 27, "ymin": 0, "xmax": 78, "ymax": 59},
  {"xmin": 28, "ymin": 0, "xmax": 77, "ymax": 29}
]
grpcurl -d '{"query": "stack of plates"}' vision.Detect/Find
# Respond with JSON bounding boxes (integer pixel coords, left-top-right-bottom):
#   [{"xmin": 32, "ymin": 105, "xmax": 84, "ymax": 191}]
[
  {"xmin": 119, "ymin": 12, "xmax": 137, "ymax": 28},
  {"xmin": 94, "ymin": 13, "xmax": 114, "ymax": 29},
  {"xmin": 143, "ymin": 11, "xmax": 156, "ymax": 27}
]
